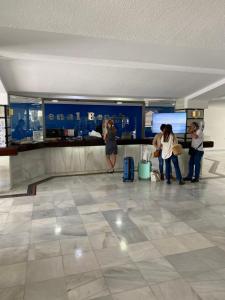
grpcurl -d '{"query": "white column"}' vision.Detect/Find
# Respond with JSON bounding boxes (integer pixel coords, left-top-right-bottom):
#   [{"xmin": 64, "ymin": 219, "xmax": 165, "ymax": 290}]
[
  {"xmin": 0, "ymin": 79, "xmax": 8, "ymax": 105},
  {"xmin": 0, "ymin": 78, "xmax": 11, "ymax": 192}
]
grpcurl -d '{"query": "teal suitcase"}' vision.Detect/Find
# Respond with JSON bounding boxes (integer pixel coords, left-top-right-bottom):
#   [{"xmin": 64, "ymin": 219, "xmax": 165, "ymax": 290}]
[{"xmin": 138, "ymin": 160, "xmax": 152, "ymax": 180}]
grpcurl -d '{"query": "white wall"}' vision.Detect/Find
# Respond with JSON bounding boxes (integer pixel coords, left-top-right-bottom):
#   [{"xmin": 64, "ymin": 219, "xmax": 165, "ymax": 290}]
[
  {"xmin": 204, "ymin": 101, "xmax": 225, "ymax": 150},
  {"xmin": 0, "ymin": 77, "xmax": 8, "ymax": 104},
  {"xmin": 0, "ymin": 156, "xmax": 11, "ymax": 191}
]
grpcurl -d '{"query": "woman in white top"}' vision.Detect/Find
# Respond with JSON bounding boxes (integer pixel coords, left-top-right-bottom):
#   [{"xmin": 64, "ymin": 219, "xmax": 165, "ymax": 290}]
[
  {"xmin": 153, "ymin": 123, "xmax": 166, "ymax": 180},
  {"xmin": 184, "ymin": 122, "xmax": 204, "ymax": 183},
  {"xmin": 161, "ymin": 124, "xmax": 185, "ymax": 185}
]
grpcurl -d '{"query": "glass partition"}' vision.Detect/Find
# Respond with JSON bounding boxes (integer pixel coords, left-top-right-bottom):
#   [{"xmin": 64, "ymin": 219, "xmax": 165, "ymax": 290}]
[
  {"xmin": 8, "ymin": 98, "xmax": 142, "ymax": 142},
  {"xmin": 9, "ymin": 96, "xmax": 43, "ymax": 142}
]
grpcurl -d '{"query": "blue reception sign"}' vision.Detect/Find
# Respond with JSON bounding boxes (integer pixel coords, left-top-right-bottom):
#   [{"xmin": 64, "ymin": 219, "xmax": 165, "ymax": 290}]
[
  {"xmin": 44, "ymin": 103, "xmax": 143, "ymax": 138},
  {"xmin": 152, "ymin": 112, "xmax": 186, "ymax": 134}
]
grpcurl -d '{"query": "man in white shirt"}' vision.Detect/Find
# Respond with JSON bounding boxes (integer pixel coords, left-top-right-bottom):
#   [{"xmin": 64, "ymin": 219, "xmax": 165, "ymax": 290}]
[{"xmin": 184, "ymin": 122, "xmax": 204, "ymax": 183}]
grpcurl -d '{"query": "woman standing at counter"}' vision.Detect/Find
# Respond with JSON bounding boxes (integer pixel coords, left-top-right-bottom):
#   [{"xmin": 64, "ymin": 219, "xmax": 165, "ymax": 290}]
[
  {"xmin": 103, "ymin": 119, "xmax": 118, "ymax": 173},
  {"xmin": 161, "ymin": 124, "xmax": 185, "ymax": 185}
]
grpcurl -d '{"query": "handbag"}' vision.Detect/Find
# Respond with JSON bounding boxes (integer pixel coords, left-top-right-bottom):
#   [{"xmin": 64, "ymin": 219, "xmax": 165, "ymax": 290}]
[
  {"xmin": 172, "ymin": 144, "xmax": 183, "ymax": 156},
  {"xmin": 188, "ymin": 147, "xmax": 195, "ymax": 156},
  {"xmin": 153, "ymin": 149, "xmax": 161, "ymax": 158},
  {"xmin": 151, "ymin": 170, "xmax": 161, "ymax": 182}
]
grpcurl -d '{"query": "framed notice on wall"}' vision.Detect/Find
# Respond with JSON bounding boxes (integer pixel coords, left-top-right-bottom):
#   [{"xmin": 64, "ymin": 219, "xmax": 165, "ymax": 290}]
[
  {"xmin": 145, "ymin": 110, "xmax": 153, "ymax": 127},
  {"xmin": 0, "ymin": 105, "xmax": 10, "ymax": 147},
  {"xmin": 0, "ymin": 119, "xmax": 6, "ymax": 147},
  {"xmin": 0, "ymin": 106, "xmax": 5, "ymax": 118}
]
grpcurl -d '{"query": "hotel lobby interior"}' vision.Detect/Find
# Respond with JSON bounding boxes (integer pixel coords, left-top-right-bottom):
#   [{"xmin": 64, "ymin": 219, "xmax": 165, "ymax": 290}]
[{"xmin": 1, "ymin": 1, "xmax": 225, "ymax": 299}]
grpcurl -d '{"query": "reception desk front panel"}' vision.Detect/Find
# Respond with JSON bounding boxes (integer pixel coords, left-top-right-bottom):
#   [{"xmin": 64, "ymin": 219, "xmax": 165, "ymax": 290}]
[
  {"xmin": 0, "ymin": 139, "xmax": 214, "ymax": 191},
  {"xmin": 10, "ymin": 144, "xmax": 142, "ymax": 187}
]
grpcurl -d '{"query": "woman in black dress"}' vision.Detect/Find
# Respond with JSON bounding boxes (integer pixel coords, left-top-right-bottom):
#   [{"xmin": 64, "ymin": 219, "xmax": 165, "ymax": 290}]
[{"xmin": 103, "ymin": 119, "xmax": 118, "ymax": 173}]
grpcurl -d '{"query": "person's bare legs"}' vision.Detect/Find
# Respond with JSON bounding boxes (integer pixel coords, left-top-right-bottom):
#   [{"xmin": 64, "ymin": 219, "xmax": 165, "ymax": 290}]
[
  {"xmin": 106, "ymin": 155, "xmax": 113, "ymax": 172},
  {"xmin": 110, "ymin": 154, "xmax": 117, "ymax": 171}
]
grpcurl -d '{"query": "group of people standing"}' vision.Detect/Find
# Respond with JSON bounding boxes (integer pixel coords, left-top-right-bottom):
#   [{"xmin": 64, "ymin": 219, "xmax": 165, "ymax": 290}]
[
  {"xmin": 103, "ymin": 119, "xmax": 204, "ymax": 184},
  {"xmin": 153, "ymin": 122, "xmax": 204, "ymax": 185}
]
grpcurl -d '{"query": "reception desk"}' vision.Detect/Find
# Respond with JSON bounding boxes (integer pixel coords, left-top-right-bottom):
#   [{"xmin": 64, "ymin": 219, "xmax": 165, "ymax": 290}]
[{"xmin": 0, "ymin": 139, "xmax": 214, "ymax": 192}]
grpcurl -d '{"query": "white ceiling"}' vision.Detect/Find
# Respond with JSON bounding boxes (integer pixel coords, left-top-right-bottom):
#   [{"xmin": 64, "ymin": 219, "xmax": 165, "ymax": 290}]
[{"xmin": 0, "ymin": 0, "xmax": 225, "ymax": 101}]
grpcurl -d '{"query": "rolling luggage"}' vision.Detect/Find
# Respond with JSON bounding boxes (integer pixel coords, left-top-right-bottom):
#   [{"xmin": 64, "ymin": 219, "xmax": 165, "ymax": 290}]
[
  {"xmin": 138, "ymin": 145, "xmax": 152, "ymax": 180},
  {"xmin": 138, "ymin": 160, "xmax": 152, "ymax": 180},
  {"xmin": 123, "ymin": 157, "xmax": 134, "ymax": 182}
]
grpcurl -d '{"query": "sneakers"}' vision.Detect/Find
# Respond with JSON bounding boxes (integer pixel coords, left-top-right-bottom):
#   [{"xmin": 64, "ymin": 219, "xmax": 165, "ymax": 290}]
[
  {"xmin": 183, "ymin": 177, "xmax": 192, "ymax": 181},
  {"xmin": 160, "ymin": 174, "xmax": 165, "ymax": 181},
  {"xmin": 183, "ymin": 177, "xmax": 200, "ymax": 183},
  {"xmin": 179, "ymin": 180, "xmax": 185, "ymax": 185},
  {"xmin": 191, "ymin": 178, "xmax": 199, "ymax": 183},
  {"xmin": 166, "ymin": 180, "xmax": 185, "ymax": 185}
]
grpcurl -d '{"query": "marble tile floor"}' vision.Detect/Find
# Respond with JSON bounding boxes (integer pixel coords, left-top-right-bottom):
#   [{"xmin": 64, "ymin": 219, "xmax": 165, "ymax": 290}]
[{"xmin": 1, "ymin": 170, "xmax": 225, "ymax": 299}]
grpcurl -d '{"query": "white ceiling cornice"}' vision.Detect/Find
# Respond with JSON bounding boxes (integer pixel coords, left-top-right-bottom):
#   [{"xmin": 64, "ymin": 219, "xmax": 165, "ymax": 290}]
[
  {"xmin": 184, "ymin": 77, "xmax": 225, "ymax": 101},
  {"xmin": 1, "ymin": 52, "xmax": 225, "ymax": 76}
]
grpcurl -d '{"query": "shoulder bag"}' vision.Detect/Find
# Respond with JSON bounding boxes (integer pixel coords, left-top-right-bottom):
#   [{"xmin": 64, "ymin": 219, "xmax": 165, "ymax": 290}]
[
  {"xmin": 188, "ymin": 142, "xmax": 203, "ymax": 156},
  {"xmin": 153, "ymin": 149, "xmax": 161, "ymax": 158}
]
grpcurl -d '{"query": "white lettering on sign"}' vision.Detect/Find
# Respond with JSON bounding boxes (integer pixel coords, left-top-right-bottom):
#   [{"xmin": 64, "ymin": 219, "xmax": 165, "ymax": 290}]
[
  {"xmin": 88, "ymin": 112, "xmax": 95, "ymax": 121},
  {"xmin": 75, "ymin": 112, "xmax": 80, "ymax": 120},
  {"xmin": 48, "ymin": 114, "xmax": 55, "ymax": 121},
  {"xmin": 67, "ymin": 114, "xmax": 74, "ymax": 121}
]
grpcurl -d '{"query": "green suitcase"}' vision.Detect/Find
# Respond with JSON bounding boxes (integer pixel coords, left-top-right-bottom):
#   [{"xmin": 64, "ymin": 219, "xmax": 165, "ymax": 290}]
[{"xmin": 138, "ymin": 160, "xmax": 152, "ymax": 180}]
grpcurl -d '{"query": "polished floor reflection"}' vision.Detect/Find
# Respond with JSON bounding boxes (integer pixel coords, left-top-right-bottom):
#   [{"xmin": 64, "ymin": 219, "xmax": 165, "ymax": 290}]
[{"xmin": 1, "ymin": 156, "xmax": 225, "ymax": 299}]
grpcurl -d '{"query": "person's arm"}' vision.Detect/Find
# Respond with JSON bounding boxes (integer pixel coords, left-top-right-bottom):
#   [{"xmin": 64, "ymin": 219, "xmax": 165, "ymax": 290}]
[
  {"xmin": 103, "ymin": 128, "xmax": 108, "ymax": 142},
  {"xmin": 191, "ymin": 133, "xmax": 198, "ymax": 139},
  {"xmin": 191, "ymin": 131, "xmax": 201, "ymax": 139},
  {"xmin": 191, "ymin": 129, "xmax": 202, "ymax": 139},
  {"xmin": 153, "ymin": 134, "xmax": 158, "ymax": 148},
  {"xmin": 173, "ymin": 134, "xmax": 178, "ymax": 144},
  {"xmin": 152, "ymin": 136, "xmax": 157, "ymax": 148}
]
